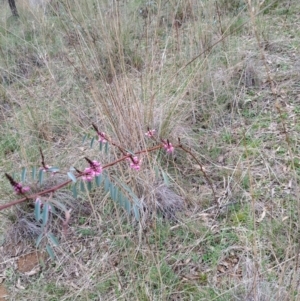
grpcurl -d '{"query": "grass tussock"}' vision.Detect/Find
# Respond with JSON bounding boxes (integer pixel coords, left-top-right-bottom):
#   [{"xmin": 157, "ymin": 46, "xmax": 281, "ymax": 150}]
[{"xmin": 1, "ymin": 0, "xmax": 300, "ymax": 300}]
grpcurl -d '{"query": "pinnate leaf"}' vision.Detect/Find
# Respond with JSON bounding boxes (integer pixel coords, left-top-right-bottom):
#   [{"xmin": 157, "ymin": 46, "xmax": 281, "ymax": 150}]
[
  {"xmin": 105, "ymin": 141, "xmax": 109, "ymax": 154},
  {"xmin": 36, "ymin": 234, "xmax": 43, "ymax": 248},
  {"xmin": 90, "ymin": 137, "xmax": 95, "ymax": 148},
  {"xmin": 21, "ymin": 167, "xmax": 27, "ymax": 182},
  {"xmin": 48, "ymin": 167, "xmax": 59, "ymax": 173},
  {"xmin": 48, "ymin": 233, "xmax": 59, "ymax": 246},
  {"xmin": 95, "ymin": 175, "xmax": 102, "ymax": 187},
  {"xmin": 87, "ymin": 181, "xmax": 92, "ymax": 191},
  {"xmin": 38, "ymin": 169, "xmax": 44, "ymax": 185},
  {"xmin": 72, "ymin": 183, "xmax": 78, "ymax": 198},
  {"xmin": 32, "ymin": 166, "xmax": 37, "ymax": 180},
  {"xmin": 133, "ymin": 204, "xmax": 140, "ymax": 221},
  {"xmin": 67, "ymin": 172, "xmax": 77, "ymax": 183},
  {"xmin": 34, "ymin": 200, "xmax": 41, "ymax": 222},
  {"xmin": 42, "ymin": 203, "xmax": 49, "ymax": 226},
  {"xmin": 46, "ymin": 244, "xmax": 55, "ymax": 260},
  {"xmin": 80, "ymin": 180, "xmax": 86, "ymax": 192}
]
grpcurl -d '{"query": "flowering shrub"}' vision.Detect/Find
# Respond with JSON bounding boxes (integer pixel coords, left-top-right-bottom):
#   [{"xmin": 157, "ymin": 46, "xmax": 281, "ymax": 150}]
[{"xmin": 0, "ymin": 124, "xmax": 215, "ymax": 259}]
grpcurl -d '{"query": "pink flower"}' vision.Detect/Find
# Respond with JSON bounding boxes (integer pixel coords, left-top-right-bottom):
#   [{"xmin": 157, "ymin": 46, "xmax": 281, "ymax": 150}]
[
  {"xmin": 5, "ymin": 173, "xmax": 30, "ymax": 195},
  {"xmin": 129, "ymin": 156, "xmax": 141, "ymax": 171},
  {"xmin": 163, "ymin": 142, "xmax": 174, "ymax": 154},
  {"xmin": 35, "ymin": 198, "xmax": 41, "ymax": 206},
  {"xmin": 82, "ymin": 160, "xmax": 102, "ymax": 181},
  {"xmin": 145, "ymin": 129, "xmax": 156, "ymax": 138},
  {"xmin": 82, "ymin": 167, "xmax": 95, "ymax": 181},
  {"xmin": 40, "ymin": 165, "xmax": 51, "ymax": 172},
  {"xmin": 98, "ymin": 132, "xmax": 107, "ymax": 143},
  {"xmin": 34, "ymin": 198, "xmax": 51, "ymax": 212},
  {"xmin": 40, "ymin": 165, "xmax": 58, "ymax": 177},
  {"xmin": 14, "ymin": 183, "xmax": 30, "ymax": 194},
  {"xmin": 91, "ymin": 160, "xmax": 102, "ymax": 176}
]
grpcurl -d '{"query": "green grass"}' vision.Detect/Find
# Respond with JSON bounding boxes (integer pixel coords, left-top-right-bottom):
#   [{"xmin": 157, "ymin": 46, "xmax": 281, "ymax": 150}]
[{"xmin": 1, "ymin": 0, "xmax": 300, "ymax": 300}]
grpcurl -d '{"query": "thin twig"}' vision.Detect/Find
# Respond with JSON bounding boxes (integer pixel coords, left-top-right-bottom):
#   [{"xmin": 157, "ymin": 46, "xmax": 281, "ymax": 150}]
[
  {"xmin": 0, "ymin": 144, "xmax": 164, "ymax": 211},
  {"xmin": 1, "ymin": 140, "xmax": 216, "ymax": 211},
  {"xmin": 177, "ymin": 144, "xmax": 216, "ymax": 201}
]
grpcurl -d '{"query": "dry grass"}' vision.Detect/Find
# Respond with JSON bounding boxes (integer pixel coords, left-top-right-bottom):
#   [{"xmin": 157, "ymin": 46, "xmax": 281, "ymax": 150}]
[{"xmin": 1, "ymin": 0, "xmax": 300, "ymax": 300}]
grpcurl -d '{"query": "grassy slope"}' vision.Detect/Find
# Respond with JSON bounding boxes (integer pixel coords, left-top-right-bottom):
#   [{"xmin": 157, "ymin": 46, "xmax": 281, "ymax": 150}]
[{"xmin": 1, "ymin": 0, "xmax": 300, "ymax": 300}]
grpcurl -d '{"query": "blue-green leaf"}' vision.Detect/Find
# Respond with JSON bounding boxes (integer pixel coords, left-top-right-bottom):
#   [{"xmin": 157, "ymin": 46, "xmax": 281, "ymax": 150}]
[
  {"xmin": 21, "ymin": 167, "xmax": 26, "ymax": 182},
  {"xmin": 95, "ymin": 175, "xmax": 102, "ymax": 187},
  {"xmin": 38, "ymin": 169, "xmax": 44, "ymax": 185},
  {"xmin": 120, "ymin": 195, "xmax": 131, "ymax": 214},
  {"xmin": 113, "ymin": 187, "xmax": 119, "ymax": 203},
  {"xmin": 46, "ymin": 244, "xmax": 55, "ymax": 260},
  {"xmin": 105, "ymin": 141, "xmax": 109, "ymax": 154},
  {"xmin": 42, "ymin": 203, "xmax": 49, "ymax": 226},
  {"xmin": 80, "ymin": 181, "xmax": 86, "ymax": 192},
  {"xmin": 72, "ymin": 183, "xmax": 78, "ymax": 198},
  {"xmin": 36, "ymin": 233, "xmax": 43, "ymax": 248},
  {"xmin": 87, "ymin": 181, "xmax": 92, "ymax": 191},
  {"xmin": 104, "ymin": 176, "xmax": 110, "ymax": 193},
  {"xmin": 32, "ymin": 166, "xmax": 37, "ymax": 180},
  {"xmin": 67, "ymin": 172, "xmax": 77, "ymax": 183},
  {"xmin": 48, "ymin": 167, "xmax": 59, "ymax": 173},
  {"xmin": 34, "ymin": 199, "xmax": 41, "ymax": 222},
  {"xmin": 82, "ymin": 134, "xmax": 87, "ymax": 144},
  {"xmin": 49, "ymin": 203, "xmax": 57, "ymax": 215},
  {"xmin": 124, "ymin": 197, "xmax": 131, "ymax": 214},
  {"xmin": 125, "ymin": 149, "xmax": 135, "ymax": 156},
  {"xmin": 99, "ymin": 140, "xmax": 103, "ymax": 151},
  {"xmin": 119, "ymin": 193, "xmax": 125, "ymax": 207},
  {"xmin": 133, "ymin": 204, "xmax": 140, "ymax": 221},
  {"xmin": 48, "ymin": 233, "xmax": 59, "ymax": 246},
  {"xmin": 90, "ymin": 137, "xmax": 95, "ymax": 148}
]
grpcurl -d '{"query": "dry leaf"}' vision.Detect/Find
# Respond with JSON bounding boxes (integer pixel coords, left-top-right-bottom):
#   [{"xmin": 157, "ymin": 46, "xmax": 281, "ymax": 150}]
[
  {"xmin": 16, "ymin": 279, "xmax": 25, "ymax": 290},
  {"xmin": 257, "ymin": 208, "xmax": 266, "ymax": 223},
  {"xmin": 24, "ymin": 267, "xmax": 40, "ymax": 276},
  {"xmin": 17, "ymin": 251, "xmax": 44, "ymax": 273}
]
